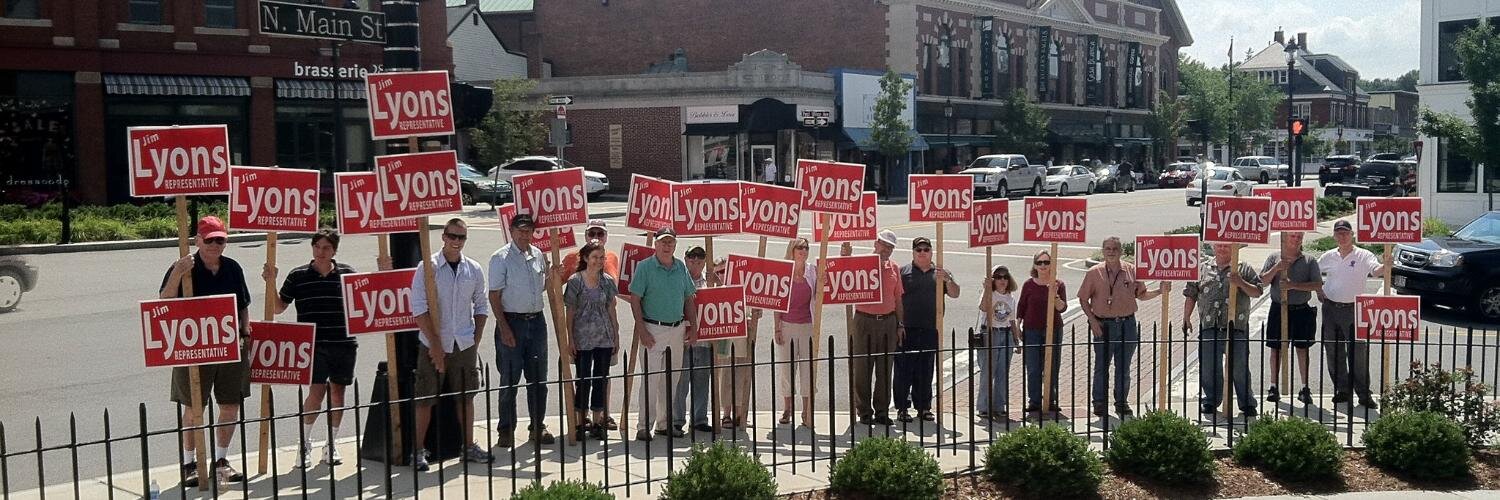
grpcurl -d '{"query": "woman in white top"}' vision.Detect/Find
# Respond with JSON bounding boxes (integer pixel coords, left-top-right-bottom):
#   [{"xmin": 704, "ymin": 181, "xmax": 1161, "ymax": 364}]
[{"xmin": 976, "ymin": 265, "xmax": 1022, "ymax": 419}]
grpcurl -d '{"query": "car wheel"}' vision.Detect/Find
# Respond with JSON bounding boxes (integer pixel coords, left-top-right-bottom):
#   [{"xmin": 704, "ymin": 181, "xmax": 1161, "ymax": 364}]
[
  {"xmin": 1474, "ymin": 286, "xmax": 1500, "ymax": 322},
  {"xmin": 1031, "ymin": 181, "xmax": 1042, "ymax": 196},
  {"xmin": 1058, "ymin": 184, "xmax": 1069, "ymax": 197},
  {"xmin": 461, "ymin": 190, "xmax": 475, "ymax": 206},
  {"xmin": 996, "ymin": 182, "xmax": 1008, "ymax": 198},
  {"xmin": 1259, "ymin": 171, "xmax": 1269, "ymax": 184},
  {"xmin": 1186, "ymin": 197, "xmax": 1196, "ymax": 206},
  {"xmin": 0, "ymin": 270, "xmax": 22, "ymax": 313},
  {"xmin": 1087, "ymin": 182, "xmax": 1095, "ymax": 195}
]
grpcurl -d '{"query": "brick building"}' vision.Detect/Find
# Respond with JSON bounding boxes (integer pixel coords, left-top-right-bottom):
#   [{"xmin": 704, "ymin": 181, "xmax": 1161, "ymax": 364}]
[
  {"xmin": 519, "ymin": 0, "xmax": 1191, "ymax": 195},
  {"xmin": 1236, "ymin": 30, "xmax": 1373, "ymax": 165},
  {"xmin": 0, "ymin": 0, "xmax": 453, "ymax": 204}
]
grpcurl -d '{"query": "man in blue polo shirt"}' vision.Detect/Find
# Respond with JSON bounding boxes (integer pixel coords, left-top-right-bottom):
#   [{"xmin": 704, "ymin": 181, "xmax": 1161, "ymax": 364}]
[{"xmin": 629, "ymin": 227, "xmax": 698, "ymax": 441}]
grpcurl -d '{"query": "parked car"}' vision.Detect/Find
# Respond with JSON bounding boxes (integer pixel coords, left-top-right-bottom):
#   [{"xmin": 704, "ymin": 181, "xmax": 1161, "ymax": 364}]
[
  {"xmin": 1184, "ymin": 167, "xmax": 1253, "ymax": 205},
  {"xmin": 0, "ymin": 255, "xmax": 38, "ymax": 313},
  {"xmin": 959, "ymin": 154, "xmax": 1044, "ymax": 198},
  {"xmin": 457, "ymin": 163, "xmax": 512, "ymax": 207},
  {"xmin": 1322, "ymin": 160, "xmax": 1416, "ymax": 200},
  {"xmin": 1093, "ymin": 164, "xmax": 1136, "ymax": 193},
  {"xmin": 487, "ymin": 156, "xmax": 611, "ymax": 200},
  {"xmin": 1157, "ymin": 162, "xmax": 1200, "ymax": 188},
  {"xmin": 1369, "ymin": 152, "xmax": 1403, "ymax": 161},
  {"xmin": 1230, "ymin": 156, "xmax": 1290, "ymax": 184},
  {"xmin": 1041, "ymin": 165, "xmax": 1095, "ymax": 196},
  {"xmin": 1318, "ymin": 155, "xmax": 1362, "ymax": 186},
  {"xmin": 1393, "ymin": 210, "xmax": 1500, "ymax": 321}
]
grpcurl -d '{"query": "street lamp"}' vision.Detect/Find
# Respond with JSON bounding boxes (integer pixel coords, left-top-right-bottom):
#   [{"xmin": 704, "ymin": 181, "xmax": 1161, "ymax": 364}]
[
  {"xmin": 944, "ymin": 98, "xmax": 954, "ymax": 174},
  {"xmin": 1284, "ymin": 40, "xmax": 1299, "ymax": 186}
]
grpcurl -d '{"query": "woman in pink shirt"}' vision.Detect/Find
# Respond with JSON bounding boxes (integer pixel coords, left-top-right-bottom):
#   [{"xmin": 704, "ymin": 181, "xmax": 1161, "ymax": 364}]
[{"xmin": 775, "ymin": 237, "xmax": 819, "ymax": 428}]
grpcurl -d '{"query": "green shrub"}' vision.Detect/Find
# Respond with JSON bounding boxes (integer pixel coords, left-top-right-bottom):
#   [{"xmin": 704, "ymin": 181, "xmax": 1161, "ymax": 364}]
[
  {"xmin": 1104, "ymin": 410, "xmax": 1214, "ymax": 484},
  {"xmin": 660, "ymin": 441, "xmax": 775, "ymax": 500},
  {"xmin": 0, "ymin": 219, "xmax": 61, "ymax": 244},
  {"xmin": 1305, "ymin": 236, "xmax": 1383, "ymax": 255},
  {"xmin": 0, "ymin": 205, "xmax": 29, "ymax": 221},
  {"xmin": 130, "ymin": 218, "xmax": 180, "ymax": 239},
  {"xmin": 69, "ymin": 217, "xmax": 139, "ymax": 242},
  {"xmin": 1233, "ymin": 417, "xmax": 1343, "ymax": 481},
  {"xmin": 1363, "ymin": 411, "xmax": 1471, "ymax": 479},
  {"xmin": 985, "ymin": 425, "xmax": 1102, "ymax": 497},
  {"xmin": 830, "ymin": 437, "xmax": 943, "ymax": 500},
  {"xmin": 1424, "ymin": 217, "xmax": 1453, "ymax": 237},
  {"xmin": 1317, "ymin": 196, "xmax": 1354, "ymax": 221},
  {"xmin": 511, "ymin": 479, "xmax": 613, "ymax": 500},
  {"xmin": 1166, "ymin": 225, "xmax": 1201, "ymax": 235},
  {"xmin": 1383, "ymin": 363, "xmax": 1500, "ymax": 448}
]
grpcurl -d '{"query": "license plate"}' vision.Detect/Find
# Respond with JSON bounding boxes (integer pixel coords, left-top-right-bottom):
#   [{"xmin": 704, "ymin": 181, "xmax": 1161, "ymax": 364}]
[
  {"xmin": 1340, "ymin": 192, "xmax": 1353, "ymax": 199},
  {"xmin": 1393, "ymin": 275, "xmax": 1406, "ymax": 287}
]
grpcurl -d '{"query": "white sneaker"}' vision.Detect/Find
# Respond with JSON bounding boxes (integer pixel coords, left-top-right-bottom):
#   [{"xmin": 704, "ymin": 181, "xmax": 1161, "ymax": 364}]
[
  {"xmin": 297, "ymin": 443, "xmax": 313, "ymax": 469},
  {"xmin": 321, "ymin": 444, "xmax": 343, "ymax": 466}
]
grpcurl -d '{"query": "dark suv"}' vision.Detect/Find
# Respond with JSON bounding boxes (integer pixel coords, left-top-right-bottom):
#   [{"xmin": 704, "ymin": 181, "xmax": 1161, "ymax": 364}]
[
  {"xmin": 1318, "ymin": 155, "xmax": 1361, "ymax": 186},
  {"xmin": 1322, "ymin": 160, "xmax": 1414, "ymax": 200},
  {"xmin": 1393, "ymin": 211, "xmax": 1500, "ymax": 321}
]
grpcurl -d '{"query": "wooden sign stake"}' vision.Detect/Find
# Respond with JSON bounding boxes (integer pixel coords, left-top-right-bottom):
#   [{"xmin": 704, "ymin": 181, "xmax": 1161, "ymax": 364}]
[{"xmin": 1041, "ymin": 242, "xmax": 1060, "ymax": 415}]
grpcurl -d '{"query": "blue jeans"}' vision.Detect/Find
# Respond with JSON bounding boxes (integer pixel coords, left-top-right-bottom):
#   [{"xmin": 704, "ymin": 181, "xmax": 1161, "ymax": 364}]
[
  {"xmin": 1023, "ymin": 326, "xmax": 1062, "ymax": 409},
  {"xmin": 496, "ymin": 314, "xmax": 549, "ymax": 431},
  {"xmin": 574, "ymin": 347, "xmax": 612, "ymax": 412},
  {"xmin": 1198, "ymin": 327, "xmax": 1255, "ymax": 412},
  {"xmin": 893, "ymin": 327, "xmax": 937, "ymax": 412},
  {"xmin": 1091, "ymin": 318, "xmax": 1139, "ymax": 406},
  {"xmin": 976, "ymin": 326, "xmax": 1015, "ymax": 413},
  {"xmin": 673, "ymin": 344, "xmax": 712, "ymax": 427}
]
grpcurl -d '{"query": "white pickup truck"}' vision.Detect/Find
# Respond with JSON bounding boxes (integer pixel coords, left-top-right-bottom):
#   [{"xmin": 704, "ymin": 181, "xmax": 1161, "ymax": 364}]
[{"xmin": 959, "ymin": 154, "xmax": 1045, "ymax": 198}]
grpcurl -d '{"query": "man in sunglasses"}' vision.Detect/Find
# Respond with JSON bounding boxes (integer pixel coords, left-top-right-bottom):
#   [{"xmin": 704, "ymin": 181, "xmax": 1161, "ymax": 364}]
[
  {"xmin": 487, "ymin": 213, "xmax": 557, "ymax": 449},
  {"xmin": 895, "ymin": 237, "xmax": 960, "ymax": 423},
  {"xmin": 158, "ymin": 215, "xmax": 251, "ymax": 487},
  {"xmin": 410, "ymin": 218, "xmax": 493, "ymax": 470},
  {"xmin": 1078, "ymin": 236, "xmax": 1169, "ymax": 418}
]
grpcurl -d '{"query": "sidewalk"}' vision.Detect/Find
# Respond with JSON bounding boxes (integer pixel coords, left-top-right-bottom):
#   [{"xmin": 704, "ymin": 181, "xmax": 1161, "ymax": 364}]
[{"xmin": 1235, "ymin": 492, "xmax": 1500, "ymax": 500}]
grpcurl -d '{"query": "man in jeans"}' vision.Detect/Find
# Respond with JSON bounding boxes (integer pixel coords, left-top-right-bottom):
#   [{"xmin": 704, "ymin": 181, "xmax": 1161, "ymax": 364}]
[
  {"xmin": 1183, "ymin": 242, "xmax": 1264, "ymax": 417},
  {"xmin": 629, "ymin": 228, "xmax": 699, "ymax": 441},
  {"xmin": 1079, "ymin": 237, "xmax": 1168, "ymax": 417},
  {"xmin": 1317, "ymin": 220, "xmax": 1388, "ymax": 408},
  {"xmin": 673, "ymin": 246, "xmax": 714, "ymax": 433},
  {"xmin": 488, "ymin": 214, "xmax": 557, "ymax": 448},
  {"xmin": 843, "ymin": 229, "xmax": 905, "ymax": 426}
]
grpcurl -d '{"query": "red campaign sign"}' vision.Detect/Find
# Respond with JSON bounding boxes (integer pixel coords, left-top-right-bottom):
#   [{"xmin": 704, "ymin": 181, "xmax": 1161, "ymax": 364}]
[
  {"xmin": 228, "ymin": 166, "xmax": 321, "ymax": 233},
  {"xmin": 723, "ymin": 253, "xmax": 795, "ymax": 313},
  {"xmin": 127, "ymin": 125, "xmax": 232, "ymax": 197},
  {"xmin": 1203, "ymin": 195, "xmax": 1272, "ymax": 244},
  {"xmin": 1356, "ymin": 294, "xmax": 1421, "ymax": 341},
  {"xmin": 797, "ymin": 159, "xmax": 865, "ymax": 215},
  {"xmin": 341, "ymin": 269, "xmax": 419, "ymax": 336},
  {"xmin": 672, "ymin": 181, "xmax": 742, "ymax": 236},
  {"xmin": 814, "ymin": 191, "xmax": 877, "ymax": 243},
  {"xmin": 821, "ymin": 254, "xmax": 883, "ymax": 306},
  {"xmin": 616, "ymin": 243, "xmax": 656, "ymax": 297},
  {"xmin": 1022, "ymin": 197, "xmax": 1088, "ymax": 243},
  {"xmin": 1357, "ymin": 197, "xmax": 1423, "ymax": 244},
  {"xmin": 365, "ymin": 71, "xmax": 455, "ymax": 140},
  {"xmin": 334, "ymin": 172, "xmax": 423, "ymax": 235},
  {"xmin": 968, "ymin": 199, "xmax": 1010, "ymax": 248},
  {"xmin": 138, "ymin": 294, "xmax": 241, "ymax": 368},
  {"xmin": 627, "ymin": 174, "xmax": 674, "ymax": 233},
  {"xmin": 1251, "ymin": 187, "xmax": 1317, "ymax": 232},
  {"xmin": 514, "ymin": 168, "xmax": 589, "ymax": 230},
  {"xmin": 247, "ymin": 321, "xmax": 315, "ymax": 386},
  {"xmin": 693, "ymin": 286, "xmax": 748, "ymax": 341},
  {"xmin": 497, "ymin": 204, "xmax": 577, "ymax": 252},
  {"xmin": 1135, "ymin": 235, "xmax": 1201, "ymax": 281},
  {"xmin": 908, "ymin": 174, "xmax": 975, "ymax": 222},
  {"xmin": 740, "ymin": 183, "xmax": 803, "ymax": 239},
  {"xmin": 375, "ymin": 150, "xmax": 462, "ymax": 220}
]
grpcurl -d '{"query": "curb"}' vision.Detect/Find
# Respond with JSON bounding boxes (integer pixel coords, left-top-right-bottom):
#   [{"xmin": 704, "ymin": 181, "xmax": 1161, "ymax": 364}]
[{"xmin": 0, "ymin": 224, "xmax": 443, "ymax": 256}]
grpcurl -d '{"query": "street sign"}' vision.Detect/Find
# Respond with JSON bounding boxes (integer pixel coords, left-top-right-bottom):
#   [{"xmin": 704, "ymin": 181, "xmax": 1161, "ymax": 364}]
[
  {"xmin": 740, "ymin": 183, "xmax": 802, "ymax": 239},
  {"xmin": 127, "ymin": 124, "xmax": 232, "ymax": 198},
  {"xmin": 139, "ymin": 294, "xmax": 242, "ymax": 368},
  {"xmin": 228, "ymin": 166, "xmax": 322, "ymax": 233},
  {"xmin": 796, "ymin": 159, "xmax": 865, "ymax": 215},
  {"xmin": 513, "ymin": 167, "xmax": 589, "ymax": 230},
  {"xmin": 909, "ymin": 174, "xmax": 974, "ymax": 222},
  {"xmin": 333, "ymin": 172, "xmax": 422, "ymax": 235},
  {"xmin": 694, "ymin": 286, "xmax": 748, "ymax": 341},
  {"xmin": 1135, "ymin": 235, "xmax": 1201, "ymax": 281},
  {"xmin": 257, "ymin": 0, "xmax": 386, "ymax": 44},
  {"xmin": 821, "ymin": 254, "xmax": 883, "ymax": 306},
  {"xmin": 374, "ymin": 150, "xmax": 463, "ymax": 220},
  {"xmin": 723, "ymin": 254, "xmax": 795, "ymax": 313},
  {"xmin": 1203, "ymin": 195, "xmax": 1272, "ymax": 244},
  {"xmin": 547, "ymin": 95, "xmax": 575, "ymax": 106},
  {"xmin": 1252, "ymin": 186, "xmax": 1317, "ymax": 232},
  {"xmin": 364, "ymin": 71, "xmax": 455, "ymax": 140},
  {"xmin": 1022, "ymin": 197, "xmax": 1088, "ymax": 243},
  {"xmin": 555, "ymin": 105, "xmax": 567, "ymax": 119},
  {"xmin": 814, "ymin": 191, "xmax": 877, "ymax": 243},
  {"xmin": 968, "ymin": 199, "xmax": 1010, "ymax": 248},
  {"xmin": 247, "ymin": 321, "xmax": 315, "ymax": 386},
  {"xmin": 341, "ymin": 269, "xmax": 419, "ymax": 336},
  {"xmin": 1357, "ymin": 197, "xmax": 1423, "ymax": 244},
  {"xmin": 1356, "ymin": 294, "xmax": 1420, "ymax": 341},
  {"xmin": 672, "ymin": 181, "xmax": 742, "ymax": 236}
]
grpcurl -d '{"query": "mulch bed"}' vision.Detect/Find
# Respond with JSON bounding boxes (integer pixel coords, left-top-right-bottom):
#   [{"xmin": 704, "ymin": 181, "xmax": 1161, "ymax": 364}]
[{"xmin": 786, "ymin": 450, "xmax": 1500, "ymax": 499}]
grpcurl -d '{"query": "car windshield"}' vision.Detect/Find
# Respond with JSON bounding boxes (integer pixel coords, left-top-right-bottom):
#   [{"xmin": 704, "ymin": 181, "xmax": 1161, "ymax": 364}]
[
  {"xmin": 458, "ymin": 165, "xmax": 484, "ymax": 178},
  {"xmin": 1454, "ymin": 213, "xmax": 1500, "ymax": 243},
  {"xmin": 1257, "ymin": 158, "xmax": 1278, "ymax": 166},
  {"xmin": 1357, "ymin": 162, "xmax": 1398, "ymax": 178},
  {"xmin": 1210, "ymin": 170, "xmax": 1231, "ymax": 181},
  {"xmin": 1047, "ymin": 167, "xmax": 1069, "ymax": 175},
  {"xmin": 967, "ymin": 158, "xmax": 993, "ymax": 169}
]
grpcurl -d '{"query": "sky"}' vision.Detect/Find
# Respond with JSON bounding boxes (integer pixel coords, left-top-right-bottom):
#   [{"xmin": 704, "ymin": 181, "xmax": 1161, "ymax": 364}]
[{"xmin": 1177, "ymin": 0, "xmax": 1420, "ymax": 80}]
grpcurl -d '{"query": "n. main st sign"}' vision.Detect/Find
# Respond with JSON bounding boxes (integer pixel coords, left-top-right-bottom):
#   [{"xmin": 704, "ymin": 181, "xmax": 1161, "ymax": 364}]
[{"xmin": 259, "ymin": 0, "xmax": 386, "ymax": 44}]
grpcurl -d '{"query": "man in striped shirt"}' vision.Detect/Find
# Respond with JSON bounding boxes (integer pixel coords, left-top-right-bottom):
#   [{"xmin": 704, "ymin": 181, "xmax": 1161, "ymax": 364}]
[{"xmin": 264, "ymin": 228, "xmax": 390, "ymax": 468}]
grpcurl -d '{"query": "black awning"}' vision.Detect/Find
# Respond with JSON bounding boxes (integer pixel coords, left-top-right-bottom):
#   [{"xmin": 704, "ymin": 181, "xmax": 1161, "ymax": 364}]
[
  {"xmin": 743, "ymin": 98, "xmax": 796, "ymax": 132},
  {"xmin": 683, "ymin": 121, "xmax": 742, "ymax": 137},
  {"xmin": 104, "ymin": 74, "xmax": 250, "ymax": 97}
]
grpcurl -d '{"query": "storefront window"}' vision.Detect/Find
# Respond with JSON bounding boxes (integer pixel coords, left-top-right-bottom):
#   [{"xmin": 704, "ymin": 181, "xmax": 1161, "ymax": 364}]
[
  {"xmin": 686, "ymin": 135, "xmax": 739, "ymax": 181},
  {"xmin": 275, "ymin": 103, "xmax": 371, "ymax": 172},
  {"xmin": 1438, "ymin": 139, "xmax": 1477, "ymax": 193},
  {"xmin": 204, "ymin": 0, "xmax": 236, "ymax": 28},
  {"xmin": 128, "ymin": 0, "xmax": 161, "ymax": 24}
]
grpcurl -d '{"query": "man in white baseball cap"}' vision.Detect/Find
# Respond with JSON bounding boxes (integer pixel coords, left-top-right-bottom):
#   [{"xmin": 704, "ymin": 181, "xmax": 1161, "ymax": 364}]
[{"xmin": 841, "ymin": 228, "xmax": 905, "ymax": 425}]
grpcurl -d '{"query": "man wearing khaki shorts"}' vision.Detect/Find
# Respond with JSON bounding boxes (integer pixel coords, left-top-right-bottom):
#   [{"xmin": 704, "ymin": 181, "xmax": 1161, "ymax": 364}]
[{"xmin": 409, "ymin": 219, "xmax": 493, "ymax": 471}]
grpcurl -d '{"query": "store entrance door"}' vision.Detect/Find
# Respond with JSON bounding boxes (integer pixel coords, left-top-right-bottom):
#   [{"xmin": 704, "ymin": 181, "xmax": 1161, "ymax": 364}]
[{"xmin": 750, "ymin": 145, "xmax": 776, "ymax": 184}]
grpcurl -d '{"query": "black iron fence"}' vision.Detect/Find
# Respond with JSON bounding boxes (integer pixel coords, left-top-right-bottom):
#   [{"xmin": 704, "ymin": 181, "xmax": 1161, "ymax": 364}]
[{"xmin": 2, "ymin": 321, "xmax": 1498, "ymax": 498}]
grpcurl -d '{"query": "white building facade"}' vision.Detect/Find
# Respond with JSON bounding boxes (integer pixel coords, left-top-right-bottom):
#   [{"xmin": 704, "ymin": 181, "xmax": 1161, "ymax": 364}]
[{"xmin": 1418, "ymin": 0, "xmax": 1498, "ymax": 225}]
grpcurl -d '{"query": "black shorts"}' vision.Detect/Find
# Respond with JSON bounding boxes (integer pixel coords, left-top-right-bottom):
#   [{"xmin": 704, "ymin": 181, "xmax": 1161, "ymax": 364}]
[
  {"xmin": 311, "ymin": 342, "xmax": 358, "ymax": 386},
  {"xmin": 1265, "ymin": 304, "xmax": 1317, "ymax": 349}
]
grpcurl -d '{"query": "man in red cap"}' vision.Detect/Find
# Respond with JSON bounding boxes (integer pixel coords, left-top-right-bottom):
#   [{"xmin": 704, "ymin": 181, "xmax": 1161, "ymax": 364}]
[{"xmin": 158, "ymin": 215, "xmax": 252, "ymax": 487}]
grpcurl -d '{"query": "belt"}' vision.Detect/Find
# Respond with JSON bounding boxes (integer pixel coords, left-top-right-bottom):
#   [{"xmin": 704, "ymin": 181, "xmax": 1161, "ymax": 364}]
[
  {"xmin": 1097, "ymin": 314, "xmax": 1135, "ymax": 322},
  {"xmin": 1272, "ymin": 303, "xmax": 1314, "ymax": 310},
  {"xmin": 643, "ymin": 318, "xmax": 684, "ymax": 327},
  {"xmin": 1326, "ymin": 301, "xmax": 1355, "ymax": 308},
  {"xmin": 505, "ymin": 311, "xmax": 544, "ymax": 320},
  {"xmin": 855, "ymin": 311, "xmax": 896, "ymax": 321}
]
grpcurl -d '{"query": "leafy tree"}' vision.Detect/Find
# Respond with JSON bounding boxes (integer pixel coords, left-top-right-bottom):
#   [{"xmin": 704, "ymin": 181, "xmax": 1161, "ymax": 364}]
[
  {"xmin": 990, "ymin": 89, "xmax": 1051, "ymax": 159},
  {"xmin": 1227, "ymin": 70, "xmax": 1282, "ymax": 156},
  {"xmin": 866, "ymin": 69, "xmax": 915, "ymax": 184},
  {"xmin": 1372, "ymin": 135, "xmax": 1414, "ymax": 156},
  {"xmin": 1179, "ymin": 55, "xmax": 1228, "ymax": 151},
  {"xmin": 469, "ymin": 78, "xmax": 547, "ymax": 170},
  {"xmin": 1179, "ymin": 54, "xmax": 1281, "ymax": 158},
  {"xmin": 1146, "ymin": 90, "xmax": 1186, "ymax": 168},
  {"xmin": 1361, "ymin": 69, "xmax": 1420, "ymax": 92},
  {"xmin": 1299, "ymin": 121, "xmax": 1332, "ymax": 160}
]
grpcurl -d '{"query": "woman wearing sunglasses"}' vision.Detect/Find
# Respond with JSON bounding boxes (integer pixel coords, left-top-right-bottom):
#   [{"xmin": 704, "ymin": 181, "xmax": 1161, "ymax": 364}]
[
  {"xmin": 976, "ymin": 265, "xmax": 1022, "ymax": 419},
  {"xmin": 773, "ymin": 238, "xmax": 819, "ymax": 428},
  {"xmin": 1018, "ymin": 250, "xmax": 1068, "ymax": 413}
]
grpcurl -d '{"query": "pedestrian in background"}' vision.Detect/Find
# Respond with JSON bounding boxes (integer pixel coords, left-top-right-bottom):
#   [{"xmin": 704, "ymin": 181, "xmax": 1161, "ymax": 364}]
[
  {"xmin": 975, "ymin": 265, "xmax": 1021, "ymax": 419},
  {"xmin": 563, "ymin": 241, "xmax": 620, "ymax": 441},
  {"xmin": 894, "ymin": 236, "xmax": 960, "ymax": 423},
  {"xmin": 774, "ymin": 238, "xmax": 818, "ymax": 428},
  {"xmin": 1018, "ymin": 249, "xmax": 1067, "ymax": 413}
]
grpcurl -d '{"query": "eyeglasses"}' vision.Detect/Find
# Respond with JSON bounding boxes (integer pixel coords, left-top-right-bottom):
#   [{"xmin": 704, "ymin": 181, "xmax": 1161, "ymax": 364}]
[
  {"xmin": 1034, "ymin": 260, "xmax": 1052, "ymax": 266},
  {"xmin": 443, "ymin": 232, "xmax": 468, "ymax": 240},
  {"xmin": 914, "ymin": 247, "xmax": 933, "ymax": 253},
  {"xmin": 586, "ymin": 229, "xmax": 606, "ymax": 237},
  {"xmin": 203, "ymin": 238, "xmax": 227, "ymax": 245}
]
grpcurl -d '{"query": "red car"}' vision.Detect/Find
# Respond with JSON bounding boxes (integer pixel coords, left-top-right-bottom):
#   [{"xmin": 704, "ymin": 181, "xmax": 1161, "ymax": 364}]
[{"xmin": 1156, "ymin": 162, "xmax": 1199, "ymax": 188}]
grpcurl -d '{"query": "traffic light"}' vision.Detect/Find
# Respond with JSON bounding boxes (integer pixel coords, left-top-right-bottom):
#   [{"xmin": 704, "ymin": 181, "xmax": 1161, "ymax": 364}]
[{"xmin": 1289, "ymin": 118, "xmax": 1308, "ymax": 136}]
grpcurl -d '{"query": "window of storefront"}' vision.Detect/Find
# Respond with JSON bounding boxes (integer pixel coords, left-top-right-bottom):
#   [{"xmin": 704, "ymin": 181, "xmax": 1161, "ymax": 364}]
[
  {"xmin": 104, "ymin": 99, "xmax": 249, "ymax": 202},
  {"xmin": 128, "ymin": 0, "xmax": 161, "ymax": 23},
  {"xmin": 204, "ymin": 0, "xmax": 236, "ymax": 28},
  {"xmin": 275, "ymin": 103, "xmax": 371, "ymax": 172},
  {"xmin": 1437, "ymin": 138, "xmax": 1477, "ymax": 193},
  {"xmin": 688, "ymin": 135, "xmax": 739, "ymax": 180},
  {"xmin": 1438, "ymin": 19, "xmax": 1479, "ymax": 83},
  {"xmin": 4, "ymin": 0, "xmax": 39, "ymax": 18}
]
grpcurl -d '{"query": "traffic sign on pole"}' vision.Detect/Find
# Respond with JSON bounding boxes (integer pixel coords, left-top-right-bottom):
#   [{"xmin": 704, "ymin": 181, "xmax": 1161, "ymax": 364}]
[{"xmin": 547, "ymin": 95, "xmax": 575, "ymax": 106}]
